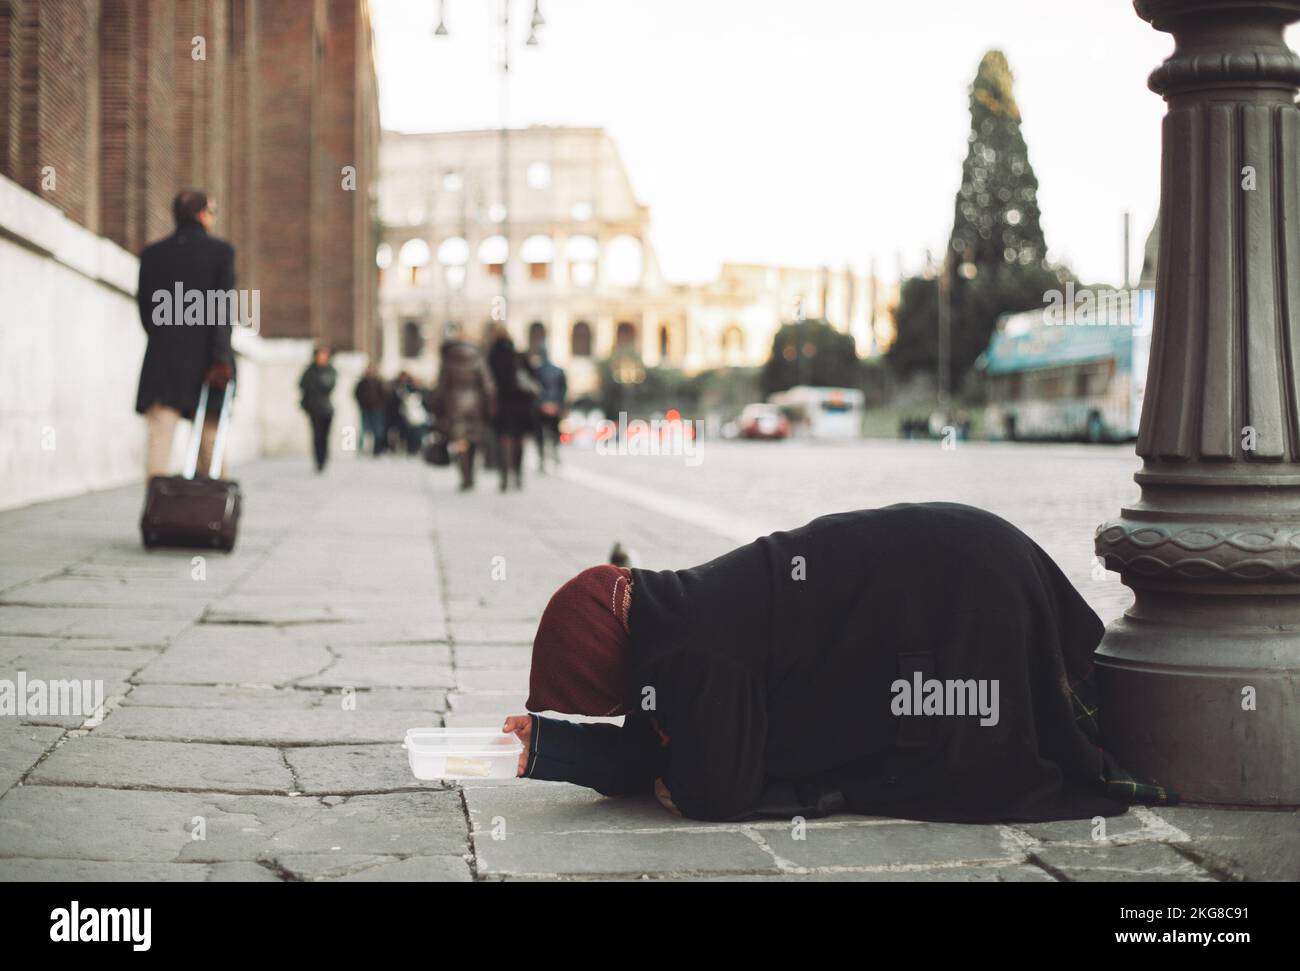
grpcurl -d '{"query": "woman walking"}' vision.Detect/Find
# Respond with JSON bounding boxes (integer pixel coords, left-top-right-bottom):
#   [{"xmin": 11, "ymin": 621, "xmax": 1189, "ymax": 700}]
[
  {"xmin": 486, "ymin": 326, "xmax": 539, "ymax": 492},
  {"xmin": 503, "ymin": 502, "xmax": 1177, "ymax": 823},
  {"xmin": 430, "ymin": 324, "xmax": 492, "ymax": 490},
  {"xmin": 298, "ymin": 346, "xmax": 337, "ymax": 473}
]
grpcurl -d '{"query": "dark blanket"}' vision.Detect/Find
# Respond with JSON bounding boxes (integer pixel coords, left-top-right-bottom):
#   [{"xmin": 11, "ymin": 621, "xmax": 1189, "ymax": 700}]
[{"xmin": 614, "ymin": 502, "xmax": 1175, "ymax": 823}]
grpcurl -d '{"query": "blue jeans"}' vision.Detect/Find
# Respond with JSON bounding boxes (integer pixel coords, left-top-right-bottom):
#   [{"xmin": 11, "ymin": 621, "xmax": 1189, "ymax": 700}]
[{"xmin": 361, "ymin": 410, "xmax": 386, "ymax": 455}]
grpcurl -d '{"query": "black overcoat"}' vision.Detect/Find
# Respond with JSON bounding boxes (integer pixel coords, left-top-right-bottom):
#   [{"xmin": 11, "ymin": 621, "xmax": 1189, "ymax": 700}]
[
  {"xmin": 134, "ymin": 222, "xmax": 237, "ymax": 419},
  {"xmin": 622, "ymin": 502, "xmax": 1139, "ymax": 823}
]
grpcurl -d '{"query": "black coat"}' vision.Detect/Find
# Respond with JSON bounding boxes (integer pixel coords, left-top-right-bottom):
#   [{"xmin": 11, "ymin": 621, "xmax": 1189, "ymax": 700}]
[
  {"xmin": 431, "ymin": 340, "xmax": 492, "ymax": 443},
  {"xmin": 299, "ymin": 364, "xmax": 337, "ymax": 417},
  {"xmin": 618, "ymin": 502, "xmax": 1145, "ymax": 823},
  {"xmin": 135, "ymin": 222, "xmax": 237, "ymax": 419},
  {"xmin": 487, "ymin": 337, "xmax": 538, "ymax": 429}
]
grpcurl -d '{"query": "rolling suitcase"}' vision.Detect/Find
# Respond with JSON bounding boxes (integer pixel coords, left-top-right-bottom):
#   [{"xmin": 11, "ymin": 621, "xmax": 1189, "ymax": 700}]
[{"xmin": 141, "ymin": 379, "xmax": 242, "ymax": 552}]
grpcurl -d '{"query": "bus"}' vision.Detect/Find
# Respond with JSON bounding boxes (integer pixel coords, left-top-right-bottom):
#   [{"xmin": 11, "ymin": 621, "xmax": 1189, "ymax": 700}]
[
  {"xmin": 978, "ymin": 288, "xmax": 1153, "ymax": 443},
  {"xmin": 767, "ymin": 386, "xmax": 865, "ymax": 439}
]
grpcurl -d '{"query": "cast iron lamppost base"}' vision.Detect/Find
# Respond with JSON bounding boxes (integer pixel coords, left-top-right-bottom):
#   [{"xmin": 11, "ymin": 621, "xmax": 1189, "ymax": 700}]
[{"xmin": 1095, "ymin": 0, "xmax": 1300, "ymax": 804}]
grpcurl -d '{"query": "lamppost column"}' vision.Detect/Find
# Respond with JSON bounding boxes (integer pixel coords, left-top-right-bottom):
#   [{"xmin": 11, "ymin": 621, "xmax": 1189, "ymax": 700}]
[{"xmin": 1094, "ymin": 0, "xmax": 1300, "ymax": 803}]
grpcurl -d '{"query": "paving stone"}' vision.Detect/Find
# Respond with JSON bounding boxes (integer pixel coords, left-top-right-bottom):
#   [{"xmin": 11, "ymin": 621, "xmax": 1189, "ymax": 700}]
[
  {"xmin": 445, "ymin": 691, "xmax": 528, "ymax": 721},
  {"xmin": 454, "ymin": 667, "xmax": 529, "ymax": 692},
  {"xmin": 769, "ymin": 819, "xmax": 1020, "ymax": 870},
  {"xmin": 1, "ymin": 575, "xmax": 216, "ymax": 609},
  {"xmin": 0, "ymin": 722, "xmax": 63, "ymax": 794},
  {"xmin": 1019, "ymin": 811, "xmax": 1150, "ymax": 843},
  {"xmin": 451, "ymin": 621, "xmax": 538, "ymax": 645},
  {"xmin": 134, "ymin": 632, "xmax": 332, "ymax": 686},
  {"xmin": 311, "ymin": 620, "xmax": 451, "ymax": 645},
  {"xmin": 0, "ymin": 605, "xmax": 197, "ymax": 641},
  {"xmin": 271, "ymin": 852, "xmax": 472, "ymax": 882},
  {"xmin": 123, "ymin": 683, "xmax": 447, "ymax": 713},
  {"xmin": 0, "ymin": 858, "xmax": 279, "ymax": 882},
  {"xmin": 0, "ymin": 786, "xmax": 468, "ymax": 864},
  {"xmin": 284, "ymin": 744, "xmax": 436, "ymax": 795},
  {"xmin": 296, "ymin": 647, "xmax": 454, "ymax": 690},
  {"xmin": 1031, "ymin": 842, "xmax": 1213, "ymax": 881},
  {"xmin": 684, "ymin": 865, "xmax": 1058, "ymax": 882},
  {"xmin": 453, "ymin": 643, "xmax": 532, "ymax": 670},
  {"xmin": 464, "ymin": 780, "xmax": 701, "ymax": 835},
  {"xmin": 93, "ymin": 706, "xmax": 415, "ymax": 745},
  {"xmin": 29, "ymin": 737, "xmax": 292, "ymax": 794},
  {"xmin": 178, "ymin": 791, "xmax": 470, "ymax": 863},
  {"xmin": 330, "ymin": 854, "xmax": 472, "ymax": 881},
  {"xmin": 202, "ymin": 603, "xmax": 366, "ymax": 625},
  {"xmin": 477, "ymin": 827, "xmax": 776, "ymax": 878}
]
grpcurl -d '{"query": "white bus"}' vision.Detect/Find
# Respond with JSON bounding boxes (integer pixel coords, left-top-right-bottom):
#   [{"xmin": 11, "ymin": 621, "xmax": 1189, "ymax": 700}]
[{"xmin": 768, "ymin": 386, "xmax": 865, "ymax": 439}]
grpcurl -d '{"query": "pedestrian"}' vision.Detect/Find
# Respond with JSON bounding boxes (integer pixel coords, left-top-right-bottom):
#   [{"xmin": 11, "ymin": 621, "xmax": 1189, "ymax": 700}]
[
  {"xmin": 135, "ymin": 189, "xmax": 236, "ymax": 480},
  {"xmin": 529, "ymin": 349, "xmax": 566, "ymax": 473},
  {"xmin": 299, "ymin": 346, "xmax": 337, "ymax": 472},
  {"xmin": 353, "ymin": 363, "xmax": 387, "ymax": 456},
  {"xmin": 502, "ymin": 502, "xmax": 1178, "ymax": 823},
  {"xmin": 430, "ymin": 323, "xmax": 492, "ymax": 491},
  {"xmin": 391, "ymin": 371, "xmax": 426, "ymax": 455},
  {"xmin": 487, "ymin": 326, "xmax": 539, "ymax": 492},
  {"xmin": 384, "ymin": 376, "xmax": 406, "ymax": 455}
]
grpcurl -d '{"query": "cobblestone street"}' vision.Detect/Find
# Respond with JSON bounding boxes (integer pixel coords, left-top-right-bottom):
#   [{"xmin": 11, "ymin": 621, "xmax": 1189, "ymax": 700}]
[{"xmin": 0, "ymin": 442, "xmax": 1296, "ymax": 881}]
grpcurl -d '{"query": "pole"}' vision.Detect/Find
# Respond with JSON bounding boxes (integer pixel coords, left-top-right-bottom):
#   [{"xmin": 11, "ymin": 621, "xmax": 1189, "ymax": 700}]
[{"xmin": 1094, "ymin": 0, "xmax": 1300, "ymax": 803}]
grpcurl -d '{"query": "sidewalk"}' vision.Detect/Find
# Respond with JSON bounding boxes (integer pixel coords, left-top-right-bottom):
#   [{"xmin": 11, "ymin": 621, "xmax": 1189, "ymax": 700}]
[{"xmin": 0, "ymin": 453, "xmax": 1296, "ymax": 881}]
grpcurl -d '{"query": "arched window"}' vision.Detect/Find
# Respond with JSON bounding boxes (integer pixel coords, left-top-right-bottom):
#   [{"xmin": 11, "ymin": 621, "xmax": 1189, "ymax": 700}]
[
  {"xmin": 401, "ymin": 320, "xmax": 424, "ymax": 358},
  {"xmin": 571, "ymin": 321, "xmax": 593, "ymax": 358},
  {"xmin": 723, "ymin": 325, "xmax": 745, "ymax": 363},
  {"xmin": 398, "ymin": 239, "xmax": 431, "ymax": 286},
  {"xmin": 437, "ymin": 236, "xmax": 469, "ymax": 265},
  {"xmin": 616, "ymin": 321, "xmax": 637, "ymax": 350},
  {"xmin": 566, "ymin": 235, "xmax": 599, "ymax": 288},
  {"xmin": 658, "ymin": 325, "xmax": 670, "ymax": 358},
  {"xmin": 521, "ymin": 235, "xmax": 554, "ymax": 282},
  {"xmin": 478, "ymin": 235, "xmax": 508, "ymax": 278}
]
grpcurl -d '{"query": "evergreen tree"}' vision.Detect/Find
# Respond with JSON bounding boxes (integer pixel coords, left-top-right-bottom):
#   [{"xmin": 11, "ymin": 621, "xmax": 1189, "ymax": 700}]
[
  {"xmin": 760, "ymin": 319, "xmax": 860, "ymax": 397},
  {"xmin": 951, "ymin": 50, "xmax": 1046, "ymax": 270},
  {"xmin": 889, "ymin": 50, "xmax": 1064, "ymax": 384}
]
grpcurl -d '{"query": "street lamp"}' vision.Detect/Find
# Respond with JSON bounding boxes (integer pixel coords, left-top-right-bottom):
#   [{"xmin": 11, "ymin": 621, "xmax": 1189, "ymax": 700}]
[
  {"xmin": 435, "ymin": 0, "xmax": 545, "ymax": 341},
  {"xmin": 1094, "ymin": 0, "xmax": 1300, "ymax": 804}
]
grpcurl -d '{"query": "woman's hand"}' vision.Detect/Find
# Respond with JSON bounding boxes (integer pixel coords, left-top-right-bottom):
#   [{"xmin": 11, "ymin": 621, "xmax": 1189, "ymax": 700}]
[{"xmin": 503, "ymin": 714, "xmax": 532, "ymax": 777}]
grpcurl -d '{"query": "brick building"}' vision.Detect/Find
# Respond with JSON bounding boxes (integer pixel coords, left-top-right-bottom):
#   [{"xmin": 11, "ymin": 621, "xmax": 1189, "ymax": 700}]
[{"xmin": 0, "ymin": 0, "xmax": 380, "ymax": 352}]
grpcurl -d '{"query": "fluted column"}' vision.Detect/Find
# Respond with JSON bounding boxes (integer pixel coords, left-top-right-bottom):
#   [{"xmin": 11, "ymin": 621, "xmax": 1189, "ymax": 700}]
[{"xmin": 1094, "ymin": 0, "xmax": 1300, "ymax": 803}]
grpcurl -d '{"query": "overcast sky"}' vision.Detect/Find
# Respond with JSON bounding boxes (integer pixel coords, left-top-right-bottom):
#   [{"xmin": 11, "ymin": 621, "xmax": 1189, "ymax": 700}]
[{"xmin": 372, "ymin": 0, "xmax": 1298, "ymax": 287}]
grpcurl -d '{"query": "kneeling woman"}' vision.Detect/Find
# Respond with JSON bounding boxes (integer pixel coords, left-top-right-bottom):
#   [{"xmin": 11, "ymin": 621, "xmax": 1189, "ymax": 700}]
[{"xmin": 505, "ymin": 503, "xmax": 1176, "ymax": 823}]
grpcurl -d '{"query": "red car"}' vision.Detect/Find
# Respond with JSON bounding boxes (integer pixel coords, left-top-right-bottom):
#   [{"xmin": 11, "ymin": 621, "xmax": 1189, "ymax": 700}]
[{"xmin": 738, "ymin": 403, "xmax": 791, "ymax": 440}]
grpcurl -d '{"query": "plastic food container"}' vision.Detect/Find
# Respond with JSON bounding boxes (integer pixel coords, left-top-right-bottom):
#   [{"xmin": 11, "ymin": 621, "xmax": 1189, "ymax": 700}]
[{"xmin": 403, "ymin": 727, "xmax": 522, "ymax": 781}]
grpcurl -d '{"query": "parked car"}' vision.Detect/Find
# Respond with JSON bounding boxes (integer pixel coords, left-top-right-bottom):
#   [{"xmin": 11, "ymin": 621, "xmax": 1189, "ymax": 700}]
[{"xmin": 738, "ymin": 403, "xmax": 791, "ymax": 440}]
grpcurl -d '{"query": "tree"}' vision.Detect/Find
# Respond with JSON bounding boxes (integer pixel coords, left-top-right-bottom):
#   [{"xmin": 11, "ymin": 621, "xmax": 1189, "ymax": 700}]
[
  {"xmin": 760, "ymin": 319, "xmax": 860, "ymax": 397},
  {"xmin": 889, "ymin": 50, "xmax": 1066, "ymax": 384}
]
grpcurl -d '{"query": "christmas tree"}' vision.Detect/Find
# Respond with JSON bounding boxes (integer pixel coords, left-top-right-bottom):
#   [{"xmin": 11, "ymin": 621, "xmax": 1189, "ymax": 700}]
[{"xmin": 889, "ymin": 50, "xmax": 1063, "ymax": 386}]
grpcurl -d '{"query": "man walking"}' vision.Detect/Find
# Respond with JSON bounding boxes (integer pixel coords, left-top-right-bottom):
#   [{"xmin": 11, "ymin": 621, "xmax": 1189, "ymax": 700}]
[
  {"xmin": 353, "ymin": 363, "xmax": 388, "ymax": 456},
  {"xmin": 530, "ymin": 349, "xmax": 567, "ymax": 472},
  {"xmin": 299, "ymin": 346, "xmax": 338, "ymax": 473},
  {"xmin": 135, "ymin": 190, "xmax": 236, "ymax": 479}
]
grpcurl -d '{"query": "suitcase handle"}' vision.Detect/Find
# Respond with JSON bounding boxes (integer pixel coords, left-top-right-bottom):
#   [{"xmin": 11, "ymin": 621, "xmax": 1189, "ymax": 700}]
[{"xmin": 182, "ymin": 377, "xmax": 237, "ymax": 480}]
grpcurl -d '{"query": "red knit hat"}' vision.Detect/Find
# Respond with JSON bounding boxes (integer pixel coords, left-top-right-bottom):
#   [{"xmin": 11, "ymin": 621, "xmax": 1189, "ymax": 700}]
[{"xmin": 526, "ymin": 565, "xmax": 632, "ymax": 716}]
